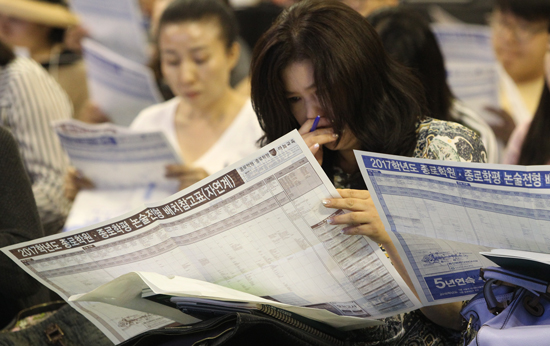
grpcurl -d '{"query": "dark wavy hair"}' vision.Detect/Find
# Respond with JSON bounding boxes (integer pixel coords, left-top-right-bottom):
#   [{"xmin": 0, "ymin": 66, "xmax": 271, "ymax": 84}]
[
  {"xmin": 250, "ymin": 0, "xmax": 426, "ymax": 186},
  {"xmin": 369, "ymin": 8, "xmax": 453, "ymax": 122},
  {"xmin": 158, "ymin": 0, "xmax": 239, "ymax": 50}
]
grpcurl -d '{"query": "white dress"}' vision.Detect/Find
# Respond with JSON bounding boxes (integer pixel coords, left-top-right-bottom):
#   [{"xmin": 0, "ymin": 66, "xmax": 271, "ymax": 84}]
[{"xmin": 131, "ymin": 97, "xmax": 263, "ymax": 174}]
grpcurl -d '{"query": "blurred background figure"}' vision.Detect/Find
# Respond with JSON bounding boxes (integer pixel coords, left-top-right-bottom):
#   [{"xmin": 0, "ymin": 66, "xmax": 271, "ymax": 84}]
[
  {"xmin": 0, "ymin": 40, "xmax": 72, "ymax": 236},
  {"xmin": 67, "ymin": 0, "xmax": 263, "ymax": 197},
  {"xmin": 487, "ymin": 0, "xmax": 550, "ymax": 144},
  {"xmin": 368, "ymin": 8, "xmax": 499, "ymax": 162},
  {"xmin": 0, "ymin": 0, "xmax": 88, "ymax": 117},
  {"xmin": 504, "ymin": 44, "xmax": 550, "ymax": 165},
  {"xmin": 133, "ymin": 0, "xmax": 263, "ymax": 189},
  {"xmin": 0, "ymin": 126, "xmax": 50, "ymax": 328}
]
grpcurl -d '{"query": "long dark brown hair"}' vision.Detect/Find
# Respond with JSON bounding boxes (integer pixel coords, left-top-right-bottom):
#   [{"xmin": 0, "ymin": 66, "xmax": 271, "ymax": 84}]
[
  {"xmin": 518, "ymin": 81, "xmax": 550, "ymax": 165},
  {"xmin": 368, "ymin": 8, "xmax": 454, "ymax": 122},
  {"xmin": 250, "ymin": 0, "xmax": 426, "ymax": 186}
]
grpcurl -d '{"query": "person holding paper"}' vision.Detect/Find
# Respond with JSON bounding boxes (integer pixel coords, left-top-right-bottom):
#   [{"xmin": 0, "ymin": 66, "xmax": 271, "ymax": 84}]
[
  {"xmin": 250, "ymin": 1, "xmax": 487, "ymax": 344},
  {"xmin": 129, "ymin": 0, "xmax": 262, "ymax": 190},
  {"xmin": 368, "ymin": 8, "xmax": 499, "ymax": 163},
  {"xmin": 0, "ymin": 0, "xmax": 89, "ymax": 117},
  {"xmin": 67, "ymin": 0, "xmax": 261, "ymax": 194}
]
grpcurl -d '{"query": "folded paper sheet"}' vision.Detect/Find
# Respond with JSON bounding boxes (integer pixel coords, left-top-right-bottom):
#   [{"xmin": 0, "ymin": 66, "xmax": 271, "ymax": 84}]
[{"xmin": 69, "ymin": 271, "xmax": 383, "ymax": 330}]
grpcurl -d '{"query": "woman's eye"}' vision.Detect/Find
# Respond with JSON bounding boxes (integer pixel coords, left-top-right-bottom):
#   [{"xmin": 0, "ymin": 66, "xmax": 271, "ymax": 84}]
[
  {"xmin": 165, "ymin": 59, "xmax": 180, "ymax": 66},
  {"xmin": 194, "ymin": 56, "xmax": 209, "ymax": 64},
  {"xmin": 288, "ymin": 96, "xmax": 301, "ymax": 103}
]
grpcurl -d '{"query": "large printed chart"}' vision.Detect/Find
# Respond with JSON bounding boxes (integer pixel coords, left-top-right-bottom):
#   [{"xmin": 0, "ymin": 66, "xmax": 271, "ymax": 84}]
[
  {"xmin": 356, "ymin": 151, "xmax": 550, "ymax": 305},
  {"xmin": 3, "ymin": 132, "xmax": 418, "ymax": 344}
]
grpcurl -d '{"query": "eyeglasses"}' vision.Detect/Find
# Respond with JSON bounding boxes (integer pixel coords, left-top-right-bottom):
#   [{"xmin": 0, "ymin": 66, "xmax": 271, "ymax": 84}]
[{"xmin": 487, "ymin": 13, "xmax": 549, "ymax": 43}]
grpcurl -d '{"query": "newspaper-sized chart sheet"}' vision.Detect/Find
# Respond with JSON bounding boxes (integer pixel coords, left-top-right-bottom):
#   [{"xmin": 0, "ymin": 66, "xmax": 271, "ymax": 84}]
[
  {"xmin": 2, "ymin": 131, "xmax": 420, "ymax": 344},
  {"xmin": 355, "ymin": 150, "xmax": 550, "ymax": 306}
]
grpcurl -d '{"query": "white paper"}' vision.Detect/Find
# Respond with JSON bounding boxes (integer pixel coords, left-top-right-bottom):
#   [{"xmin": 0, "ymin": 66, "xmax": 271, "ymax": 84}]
[
  {"xmin": 2, "ymin": 131, "xmax": 419, "ymax": 344},
  {"xmin": 54, "ymin": 119, "xmax": 180, "ymax": 232},
  {"xmin": 69, "ymin": 0, "xmax": 150, "ymax": 64},
  {"xmin": 70, "ymin": 271, "xmax": 383, "ymax": 330},
  {"xmin": 355, "ymin": 150, "xmax": 550, "ymax": 306},
  {"xmin": 431, "ymin": 23, "xmax": 501, "ymax": 125},
  {"xmin": 63, "ymin": 188, "xmax": 175, "ymax": 232},
  {"xmin": 54, "ymin": 119, "xmax": 179, "ymax": 190},
  {"xmin": 480, "ymin": 249, "xmax": 550, "ymax": 265},
  {"xmin": 82, "ymin": 39, "xmax": 162, "ymax": 126}
]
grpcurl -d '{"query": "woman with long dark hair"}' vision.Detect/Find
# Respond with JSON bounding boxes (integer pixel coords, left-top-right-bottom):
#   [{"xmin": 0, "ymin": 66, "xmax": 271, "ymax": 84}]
[{"xmin": 251, "ymin": 1, "xmax": 486, "ymax": 344}]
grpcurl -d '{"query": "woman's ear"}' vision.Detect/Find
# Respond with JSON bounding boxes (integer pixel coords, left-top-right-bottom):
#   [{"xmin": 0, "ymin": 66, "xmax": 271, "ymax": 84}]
[{"xmin": 227, "ymin": 40, "xmax": 241, "ymax": 71}]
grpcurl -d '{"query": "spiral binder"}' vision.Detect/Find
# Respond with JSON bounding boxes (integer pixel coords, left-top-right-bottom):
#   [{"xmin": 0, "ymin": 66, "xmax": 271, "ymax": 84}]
[{"xmin": 258, "ymin": 304, "xmax": 346, "ymax": 346}]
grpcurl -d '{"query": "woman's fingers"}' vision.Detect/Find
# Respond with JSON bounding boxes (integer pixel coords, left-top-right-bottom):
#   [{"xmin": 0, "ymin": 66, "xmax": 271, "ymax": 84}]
[
  {"xmin": 322, "ymin": 189, "xmax": 389, "ymax": 244},
  {"xmin": 322, "ymin": 192, "xmax": 372, "ymax": 211}
]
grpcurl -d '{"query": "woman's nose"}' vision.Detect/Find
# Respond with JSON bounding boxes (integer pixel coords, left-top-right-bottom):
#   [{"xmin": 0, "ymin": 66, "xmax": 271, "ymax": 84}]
[
  {"xmin": 179, "ymin": 62, "xmax": 197, "ymax": 84},
  {"xmin": 306, "ymin": 100, "xmax": 323, "ymax": 120}
]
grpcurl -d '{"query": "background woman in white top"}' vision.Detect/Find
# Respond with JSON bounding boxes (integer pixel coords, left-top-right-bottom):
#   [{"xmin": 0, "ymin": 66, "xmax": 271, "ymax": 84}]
[
  {"xmin": 67, "ymin": 0, "xmax": 263, "ymax": 198},
  {"xmin": 130, "ymin": 0, "xmax": 262, "ymax": 190}
]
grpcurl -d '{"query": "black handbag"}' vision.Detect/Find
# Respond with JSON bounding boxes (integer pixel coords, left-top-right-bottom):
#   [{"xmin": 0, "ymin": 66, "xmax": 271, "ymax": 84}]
[{"xmin": 119, "ymin": 311, "xmax": 349, "ymax": 346}]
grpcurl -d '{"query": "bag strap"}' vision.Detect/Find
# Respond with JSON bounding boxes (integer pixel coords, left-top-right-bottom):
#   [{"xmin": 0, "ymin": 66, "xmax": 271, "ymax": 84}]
[
  {"xmin": 483, "ymin": 279, "xmax": 514, "ymax": 314},
  {"xmin": 481, "ymin": 267, "xmax": 550, "ymax": 294}
]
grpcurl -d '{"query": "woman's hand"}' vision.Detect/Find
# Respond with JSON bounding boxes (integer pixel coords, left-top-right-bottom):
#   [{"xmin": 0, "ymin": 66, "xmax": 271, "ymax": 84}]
[
  {"xmin": 64, "ymin": 167, "xmax": 94, "ymax": 201},
  {"xmin": 297, "ymin": 117, "xmax": 338, "ymax": 165},
  {"xmin": 165, "ymin": 164, "xmax": 209, "ymax": 190},
  {"xmin": 323, "ymin": 189, "xmax": 390, "ymax": 245},
  {"xmin": 323, "ymin": 189, "xmax": 465, "ymax": 331},
  {"xmin": 77, "ymin": 101, "xmax": 111, "ymax": 124}
]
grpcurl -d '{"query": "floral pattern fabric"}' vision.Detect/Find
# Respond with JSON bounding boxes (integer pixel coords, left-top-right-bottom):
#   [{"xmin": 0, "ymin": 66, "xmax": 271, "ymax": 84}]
[{"xmin": 333, "ymin": 118, "xmax": 487, "ymax": 346}]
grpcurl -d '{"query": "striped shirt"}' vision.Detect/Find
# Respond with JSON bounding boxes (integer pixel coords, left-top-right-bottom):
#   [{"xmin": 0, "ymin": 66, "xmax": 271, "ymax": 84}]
[{"xmin": 0, "ymin": 57, "xmax": 72, "ymax": 235}]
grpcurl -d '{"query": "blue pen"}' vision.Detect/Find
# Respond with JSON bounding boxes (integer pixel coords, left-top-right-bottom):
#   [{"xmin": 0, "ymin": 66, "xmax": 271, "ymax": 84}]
[{"xmin": 309, "ymin": 115, "xmax": 321, "ymax": 132}]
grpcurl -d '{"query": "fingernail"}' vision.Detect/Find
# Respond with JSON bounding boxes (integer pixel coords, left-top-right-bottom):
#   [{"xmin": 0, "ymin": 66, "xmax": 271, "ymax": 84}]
[
  {"xmin": 332, "ymin": 133, "xmax": 339, "ymax": 138},
  {"xmin": 313, "ymin": 143, "xmax": 319, "ymax": 149},
  {"xmin": 322, "ymin": 199, "xmax": 330, "ymax": 206},
  {"xmin": 326, "ymin": 217, "xmax": 334, "ymax": 224},
  {"xmin": 341, "ymin": 226, "xmax": 351, "ymax": 234}
]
